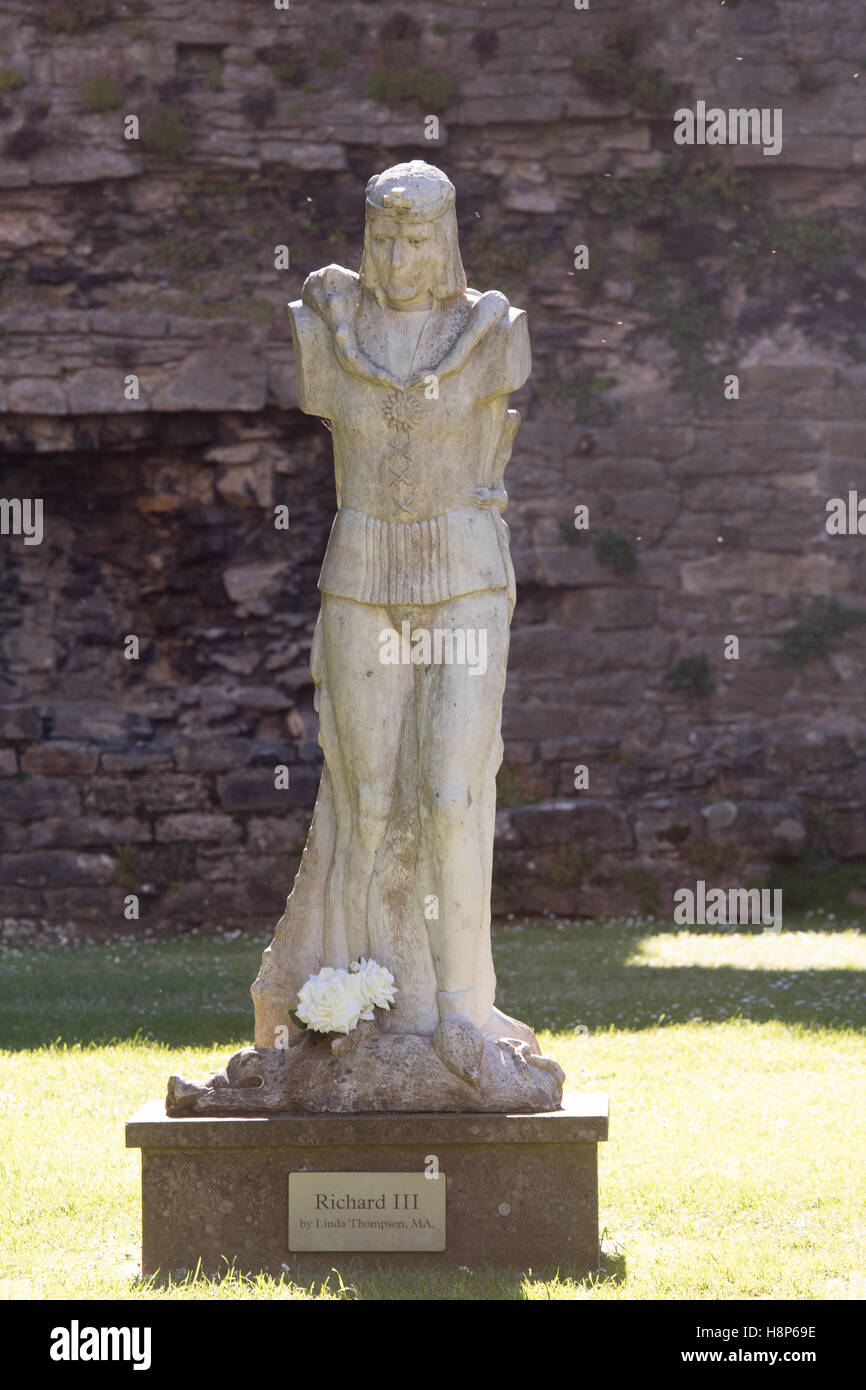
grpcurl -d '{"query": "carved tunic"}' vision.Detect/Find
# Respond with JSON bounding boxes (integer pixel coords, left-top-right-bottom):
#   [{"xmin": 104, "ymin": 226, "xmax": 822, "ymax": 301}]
[{"xmin": 288, "ymin": 283, "xmax": 530, "ymax": 607}]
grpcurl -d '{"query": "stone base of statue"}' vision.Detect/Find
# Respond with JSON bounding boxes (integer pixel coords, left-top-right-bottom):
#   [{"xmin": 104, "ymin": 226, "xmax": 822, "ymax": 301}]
[
  {"xmin": 165, "ymin": 1015, "xmax": 565, "ymax": 1117},
  {"xmin": 126, "ymin": 1093, "xmax": 608, "ymax": 1276}
]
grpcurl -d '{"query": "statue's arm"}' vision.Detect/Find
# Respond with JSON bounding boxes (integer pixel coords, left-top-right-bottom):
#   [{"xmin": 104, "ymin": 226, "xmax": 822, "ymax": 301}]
[
  {"xmin": 470, "ymin": 309, "xmax": 531, "ymax": 512},
  {"xmin": 287, "ymin": 299, "xmax": 338, "ymax": 419},
  {"xmin": 477, "ymin": 306, "xmax": 531, "ymax": 402}
]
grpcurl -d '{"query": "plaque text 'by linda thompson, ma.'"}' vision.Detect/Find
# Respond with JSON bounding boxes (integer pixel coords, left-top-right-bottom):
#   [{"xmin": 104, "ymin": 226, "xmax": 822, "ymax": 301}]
[{"xmin": 288, "ymin": 1172, "xmax": 446, "ymax": 1252}]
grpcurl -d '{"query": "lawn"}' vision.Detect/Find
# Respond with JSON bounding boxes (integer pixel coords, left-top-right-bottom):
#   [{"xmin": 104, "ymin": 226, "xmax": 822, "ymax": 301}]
[{"xmin": 0, "ymin": 915, "xmax": 863, "ymax": 1300}]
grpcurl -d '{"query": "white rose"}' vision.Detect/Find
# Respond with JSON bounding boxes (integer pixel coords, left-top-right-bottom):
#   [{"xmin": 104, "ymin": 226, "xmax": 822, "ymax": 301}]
[
  {"xmin": 296, "ymin": 967, "xmax": 363, "ymax": 1035},
  {"xmin": 349, "ymin": 958, "xmax": 397, "ymax": 1019}
]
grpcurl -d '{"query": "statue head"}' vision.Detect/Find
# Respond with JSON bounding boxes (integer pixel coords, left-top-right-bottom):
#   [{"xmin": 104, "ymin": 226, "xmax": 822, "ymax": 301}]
[{"xmin": 359, "ymin": 160, "xmax": 467, "ymax": 309}]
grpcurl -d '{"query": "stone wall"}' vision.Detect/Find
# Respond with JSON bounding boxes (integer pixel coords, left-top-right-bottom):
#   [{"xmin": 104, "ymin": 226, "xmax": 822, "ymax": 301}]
[{"xmin": 2, "ymin": 0, "xmax": 866, "ymax": 938}]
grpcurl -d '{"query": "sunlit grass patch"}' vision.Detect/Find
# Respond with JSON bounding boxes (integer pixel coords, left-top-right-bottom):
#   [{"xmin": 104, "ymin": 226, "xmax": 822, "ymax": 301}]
[{"xmin": 0, "ymin": 917, "xmax": 863, "ymax": 1300}]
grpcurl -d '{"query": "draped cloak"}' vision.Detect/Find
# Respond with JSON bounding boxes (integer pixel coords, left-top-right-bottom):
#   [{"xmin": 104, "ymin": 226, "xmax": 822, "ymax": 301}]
[{"xmin": 252, "ymin": 271, "xmax": 531, "ymax": 1042}]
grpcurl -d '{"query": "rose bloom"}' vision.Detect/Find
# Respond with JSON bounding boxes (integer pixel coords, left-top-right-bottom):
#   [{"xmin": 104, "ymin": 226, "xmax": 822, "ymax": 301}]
[
  {"xmin": 349, "ymin": 958, "xmax": 397, "ymax": 1019},
  {"xmin": 296, "ymin": 967, "xmax": 363, "ymax": 1035}
]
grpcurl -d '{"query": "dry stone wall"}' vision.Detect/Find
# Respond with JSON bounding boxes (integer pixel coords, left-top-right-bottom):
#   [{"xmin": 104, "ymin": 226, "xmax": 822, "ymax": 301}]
[{"xmin": 1, "ymin": 0, "xmax": 865, "ymax": 938}]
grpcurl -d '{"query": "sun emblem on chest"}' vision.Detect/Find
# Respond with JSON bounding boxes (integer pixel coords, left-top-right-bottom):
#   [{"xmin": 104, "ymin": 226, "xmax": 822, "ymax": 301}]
[{"xmin": 381, "ymin": 389, "xmax": 425, "ymax": 432}]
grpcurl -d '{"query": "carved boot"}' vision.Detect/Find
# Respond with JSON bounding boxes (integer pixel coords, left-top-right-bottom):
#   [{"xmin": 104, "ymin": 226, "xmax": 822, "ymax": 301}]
[{"xmin": 431, "ymin": 988, "xmax": 484, "ymax": 1087}]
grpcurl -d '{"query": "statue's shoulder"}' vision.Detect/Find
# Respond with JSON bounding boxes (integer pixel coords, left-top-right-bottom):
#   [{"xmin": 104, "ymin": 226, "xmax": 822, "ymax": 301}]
[
  {"xmin": 459, "ymin": 288, "xmax": 530, "ymax": 394},
  {"xmin": 463, "ymin": 287, "xmax": 527, "ymax": 335},
  {"xmin": 298, "ymin": 264, "xmax": 360, "ymax": 322}
]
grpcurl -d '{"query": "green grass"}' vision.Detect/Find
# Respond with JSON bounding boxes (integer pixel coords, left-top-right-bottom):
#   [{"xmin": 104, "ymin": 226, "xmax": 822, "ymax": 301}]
[{"xmin": 0, "ymin": 918, "xmax": 863, "ymax": 1300}]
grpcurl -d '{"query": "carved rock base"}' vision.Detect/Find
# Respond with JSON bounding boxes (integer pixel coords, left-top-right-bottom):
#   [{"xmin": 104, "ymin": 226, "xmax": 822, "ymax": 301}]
[{"xmin": 166, "ymin": 1016, "xmax": 565, "ymax": 1116}]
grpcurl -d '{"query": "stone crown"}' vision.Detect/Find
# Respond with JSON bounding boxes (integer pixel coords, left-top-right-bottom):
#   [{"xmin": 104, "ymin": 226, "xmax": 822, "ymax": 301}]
[{"xmin": 365, "ymin": 160, "xmax": 456, "ymax": 222}]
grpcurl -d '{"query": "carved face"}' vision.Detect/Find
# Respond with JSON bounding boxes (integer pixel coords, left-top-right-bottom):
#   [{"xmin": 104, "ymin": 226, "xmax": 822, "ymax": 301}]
[{"xmin": 367, "ymin": 217, "xmax": 438, "ymax": 307}]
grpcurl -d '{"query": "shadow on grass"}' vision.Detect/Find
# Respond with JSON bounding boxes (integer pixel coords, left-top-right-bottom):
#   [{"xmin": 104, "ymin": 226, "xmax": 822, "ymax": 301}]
[{"xmin": 0, "ymin": 924, "xmax": 863, "ymax": 1050}]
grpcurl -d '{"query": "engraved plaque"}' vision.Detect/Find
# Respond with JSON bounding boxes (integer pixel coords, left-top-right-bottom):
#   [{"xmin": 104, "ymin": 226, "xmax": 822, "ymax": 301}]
[{"xmin": 289, "ymin": 1172, "xmax": 446, "ymax": 1251}]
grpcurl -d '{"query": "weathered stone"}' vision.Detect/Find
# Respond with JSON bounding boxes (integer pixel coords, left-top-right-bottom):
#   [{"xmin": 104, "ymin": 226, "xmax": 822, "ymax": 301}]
[
  {"xmin": 260, "ymin": 141, "xmax": 346, "ymax": 170},
  {"xmin": 2, "ymin": 631, "xmax": 58, "ymax": 673},
  {"xmin": 222, "ymin": 560, "xmax": 285, "ymax": 607},
  {"xmin": 681, "ymin": 552, "xmax": 848, "ymax": 596},
  {"xmin": 229, "ymin": 685, "xmax": 293, "ymax": 712},
  {"xmin": 0, "ymin": 887, "xmax": 44, "ymax": 918},
  {"xmin": 1, "ymin": 850, "xmax": 115, "ymax": 886},
  {"xmin": 66, "ymin": 368, "xmax": 150, "ymax": 414},
  {"xmin": 150, "ymin": 349, "xmax": 267, "ymax": 412},
  {"xmin": 217, "ymin": 769, "xmax": 317, "ymax": 811},
  {"xmin": 167, "ymin": 1022, "xmax": 564, "ymax": 1116},
  {"xmin": 246, "ymin": 814, "xmax": 307, "ymax": 854},
  {"xmin": 510, "ymin": 799, "xmax": 634, "ymax": 851},
  {"xmin": 50, "ymin": 707, "xmax": 153, "ymax": 742},
  {"xmin": 0, "ymin": 776, "xmax": 81, "ymax": 822},
  {"xmin": 215, "ymin": 460, "xmax": 274, "ymax": 509},
  {"xmin": 174, "ymin": 739, "xmax": 248, "ymax": 773},
  {"xmin": 86, "ymin": 775, "xmax": 203, "ymax": 816},
  {"xmin": 31, "ymin": 149, "xmax": 141, "ymax": 185},
  {"xmin": 5, "ymin": 378, "xmax": 69, "ymax": 413},
  {"xmin": 20, "ymin": 742, "xmax": 99, "ymax": 776},
  {"xmin": 155, "ymin": 813, "xmax": 241, "ymax": 844},
  {"xmin": 29, "ymin": 817, "xmax": 151, "ymax": 849},
  {"xmin": 40, "ymin": 887, "xmax": 133, "ymax": 927},
  {"xmin": 100, "ymin": 748, "xmax": 175, "ymax": 774}
]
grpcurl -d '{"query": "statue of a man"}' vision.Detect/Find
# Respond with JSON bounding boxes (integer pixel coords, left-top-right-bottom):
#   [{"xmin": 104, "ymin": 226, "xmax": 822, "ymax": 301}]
[
  {"xmin": 167, "ymin": 162, "xmax": 565, "ymax": 1113},
  {"xmin": 251, "ymin": 160, "xmax": 545, "ymax": 1068}
]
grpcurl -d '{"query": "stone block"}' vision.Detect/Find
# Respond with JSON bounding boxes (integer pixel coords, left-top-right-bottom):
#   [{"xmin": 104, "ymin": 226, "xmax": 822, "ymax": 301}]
[
  {"xmin": 160, "ymin": 877, "xmax": 285, "ymax": 921},
  {"xmin": 218, "ymin": 769, "xmax": 319, "ymax": 812},
  {"xmin": 260, "ymin": 141, "xmax": 347, "ymax": 170},
  {"xmin": 1, "ymin": 850, "xmax": 115, "ymax": 887},
  {"xmin": 126, "ymin": 1094, "xmax": 608, "ymax": 1276},
  {"xmin": 0, "ymin": 776, "xmax": 81, "ymax": 822},
  {"xmin": 29, "ymin": 816, "xmax": 151, "ymax": 849},
  {"xmin": 31, "ymin": 149, "xmax": 141, "ymax": 185},
  {"xmin": 5, "ymin": 378, "xmax": 69, "ymax": 413},
  {"xmin": 197, "ymin": 850, "xmax": 288, "ymax": 884},
  {"xmin": 0, "ymin": 887, "xmax": 44, "ymax": 919},
  {"xmin": 0, "ymin": 706, "xmax": 42, "ymax": 742},
  {"xmin": 41, "ymin": 887, "xmax": 133, "ymax": 928},
  {"xmin": 50, "ymin": 707, "xmax": 153, "ymax": 742},
  {"xmin": 510, "ymin": 798, "xmax": 634, "ymax": 851},
  {"xmin": 175, "ymin": 739, "xmax": 249, "ymax": 773},
  {"xmin": 149, "ymin": 348, "xmax": 267, "ymax": 412},
  {"xmin": 155, "ymin": 813, "xmax": 241, "ymax": 844},
  {"xmin": 20, "ymin": 741, "xmax": 99, "ymax": 775},
  {"xmin": 100, "ymin": 748, "xmax": 176, "ymax": 774},
  {"xmin": 66, "ymin": 368, "xmax": 149, "ymax": 414},
  {"xmin": 88, "ymin": 775, "xmax": 205, "ymax": 816}
]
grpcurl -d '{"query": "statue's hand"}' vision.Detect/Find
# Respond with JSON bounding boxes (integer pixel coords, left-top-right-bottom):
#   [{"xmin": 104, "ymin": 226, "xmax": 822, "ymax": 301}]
[
  {"xmin": 469, "ymin": 486, "xmax": 492, "ymax": 510},
  {"xmin": 489, "ymin": 487, "xmax": 508, "ymax": 514}
]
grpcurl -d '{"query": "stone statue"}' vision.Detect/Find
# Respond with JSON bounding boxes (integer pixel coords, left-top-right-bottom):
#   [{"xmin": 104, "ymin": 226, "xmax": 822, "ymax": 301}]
[{"xmin": 167, "ymin": 162, "xmax": 564, "ymax": 1114}]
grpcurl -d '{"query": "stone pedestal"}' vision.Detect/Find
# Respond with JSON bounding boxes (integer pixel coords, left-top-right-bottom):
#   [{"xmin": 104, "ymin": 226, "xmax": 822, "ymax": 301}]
[{"xmin": 126, "ymin": 1093, "xmax": 608, "ymax": 1276}]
